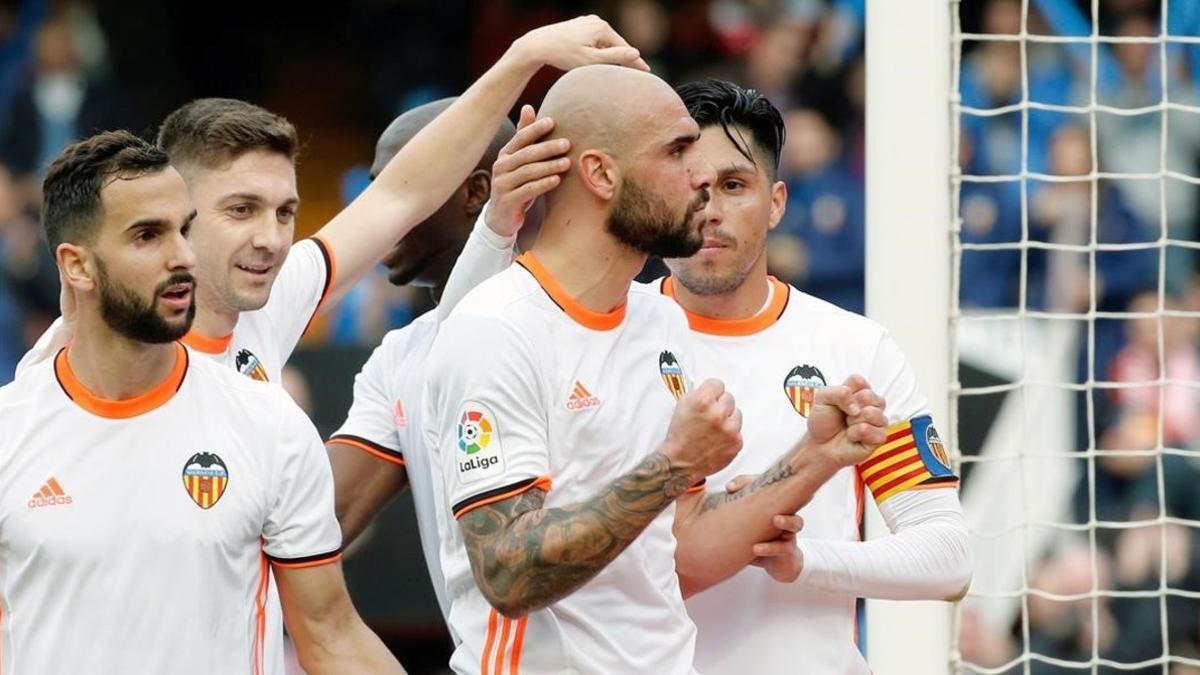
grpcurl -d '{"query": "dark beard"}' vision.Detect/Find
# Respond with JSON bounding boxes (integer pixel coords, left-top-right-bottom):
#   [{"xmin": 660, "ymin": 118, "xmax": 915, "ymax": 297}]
[
  {"xmin": 96, "ymin": 258, "xmax": 195, "ymax": 344},
  {"xmin": 607, "ymin": 178, "xmax": 706, "ymax": 258}
]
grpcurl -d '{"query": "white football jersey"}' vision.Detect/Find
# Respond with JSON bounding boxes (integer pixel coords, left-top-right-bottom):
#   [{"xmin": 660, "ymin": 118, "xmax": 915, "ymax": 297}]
[
  {"xmin": 0, "ymin": 344, "xmax": 342, "ymax": 675},
  {"xmin": 329, "ymin": 310, "xmax": 450, "ymax": 616},
  {"xmin": 424, "ymin": 253, "xmax": 700, "ymax": 675},
  {"xmin": 180, "ymin": 236, "xmax": 334, "ymax": 382},
  {"xmin": 654, "ymin": 276, "xmax": 958, "ymax": 675}
]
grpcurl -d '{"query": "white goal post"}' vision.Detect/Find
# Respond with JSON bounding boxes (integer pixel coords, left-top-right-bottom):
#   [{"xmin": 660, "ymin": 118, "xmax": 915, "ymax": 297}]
[{"xmin": 865, "ymin": 0, "xmax": 954, "ymax": 673}]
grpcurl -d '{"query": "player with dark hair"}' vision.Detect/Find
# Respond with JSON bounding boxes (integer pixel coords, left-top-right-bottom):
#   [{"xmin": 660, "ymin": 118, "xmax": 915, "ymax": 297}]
[
  {"xmin": 0, "ymin": 131, "xmax": 405, "ymax": 675},
  {"xmin": 442, "ymin": 76, "xmax": 973, "ymax": 674}
]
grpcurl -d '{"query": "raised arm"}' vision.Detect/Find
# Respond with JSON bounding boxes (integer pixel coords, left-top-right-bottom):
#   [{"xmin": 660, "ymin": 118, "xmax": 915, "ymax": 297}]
[
  {"xmin": 436, "ymin": 105, "xmax": 570, "ymax": 318},
  {"xmin": 315, "ymin": 16, "xmax": 647, "ymax": 304}
]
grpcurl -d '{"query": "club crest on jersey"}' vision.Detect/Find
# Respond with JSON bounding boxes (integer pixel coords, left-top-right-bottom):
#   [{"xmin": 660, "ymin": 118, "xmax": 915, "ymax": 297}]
[
  {"xmin": 926, "ymin": 425, "xmax": 951, "ymax": 470},
  {"xmin": 659, "ymin": 351, "xmax": 687, "ymax": 401},
  {"xmin": 182, "ymin": 452, "xmax": 229, "ymax": 510},
  {"xmin": 235, "ymin": 349, "xmax": 268, "ymax": 382},
  {"xmin": 784, "ymin": 364, "xmax": 826, "ymax": 417}
]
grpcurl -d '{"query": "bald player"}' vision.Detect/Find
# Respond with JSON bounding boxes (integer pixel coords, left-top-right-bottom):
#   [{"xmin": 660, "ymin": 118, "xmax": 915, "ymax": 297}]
[
  {"xmin": 325, "ymin": 99, "xmax": 549, "ymax": 618},
  {"xmin": 0, "ymin": 131, "xmax": 404, "ymax": 675},
  {"xmin": 423, "ymin": 64, "xmax": 891, "ymax": 674},
  {"xmin": 448, "ymin": 78, "xmax": 973, "ymax": 673}
]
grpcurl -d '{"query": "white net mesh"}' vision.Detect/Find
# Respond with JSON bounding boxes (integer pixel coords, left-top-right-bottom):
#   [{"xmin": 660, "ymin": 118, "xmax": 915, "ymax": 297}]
[{"xmin": 951, "ymin": 0, "xmax": 1200, "ymax": 672}]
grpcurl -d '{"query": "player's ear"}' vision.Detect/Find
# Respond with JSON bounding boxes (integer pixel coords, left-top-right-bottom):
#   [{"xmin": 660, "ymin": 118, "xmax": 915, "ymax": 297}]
[
  {"xmin": 464, "ymin": 169, "xmax": 491, "ymax": 217},
  {"xmin": 767, "ymin": 180, "xmax": 787, "ymax": 232},
  {"xmin": 577, "ymin": 149, "xmax": 618, "ymax": 202},
  {"xmin": 57, "ymin": 243, "xmax": 96, "ymax": 293}
]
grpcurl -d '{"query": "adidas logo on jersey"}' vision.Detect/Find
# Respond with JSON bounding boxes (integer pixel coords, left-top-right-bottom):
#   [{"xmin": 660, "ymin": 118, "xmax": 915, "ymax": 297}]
[
  {"xmin": 28, "ymin": 477, "xmax": 72, "ymax": 509},
  {"xmin": 565, "ymin": 380, "xmax": 601, "ymax": 411}
]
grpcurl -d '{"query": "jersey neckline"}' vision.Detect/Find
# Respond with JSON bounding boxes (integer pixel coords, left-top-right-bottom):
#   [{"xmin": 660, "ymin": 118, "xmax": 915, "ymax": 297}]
[
  {"xmin": 181, "ymin": 330, "xmax": 233, "ymax": 354},
  {"xmin": 55, "ymin": 342, "xmax": 189, "ymax": 419},
  {"xmin": 661, "ymin": 276, "xmax": 790, "ymax": 336},
  {"xmin": 515, "ymin": 252, "xmax": 627, "ymax": 331}
]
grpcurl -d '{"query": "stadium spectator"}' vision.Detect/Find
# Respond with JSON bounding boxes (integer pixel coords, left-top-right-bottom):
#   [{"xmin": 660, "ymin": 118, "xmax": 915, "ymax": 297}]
[{"xmin": 775, "ymin": 106, "xmax": 865, "ymax": 313}]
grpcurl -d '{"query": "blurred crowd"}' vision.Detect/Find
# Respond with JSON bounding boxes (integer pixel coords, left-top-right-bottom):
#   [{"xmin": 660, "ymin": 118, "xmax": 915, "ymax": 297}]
[{"xmin": 1, "ymin": 0, "xmax": 1200, "ymax": 671}]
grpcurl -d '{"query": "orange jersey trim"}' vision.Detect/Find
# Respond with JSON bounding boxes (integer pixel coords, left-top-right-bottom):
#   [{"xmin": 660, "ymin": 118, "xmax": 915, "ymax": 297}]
[
  {"xmin": 54, "ymin": 343, "xmax": 188, "ymax": 419},
  {"xmin": 661, "ymin": 276, "xmax": 789, "ymax": 336},
  {"xmin": 253, "ymin": 549, "xmax": 269, "ymax": 675},
  {"xmin": 454, "ymin": 476, "xmax": 552, "ymax": 520},
  {"xmin": 181, "ymin": 330, "xmax": 233, "ymax": 355},
  {"xmin": 515, "ymin": 252, "xmax": 626, "ymax": 331},
  {"xmin": 328, "ymin": 435, "xmax": 405, "ymax": 466}
]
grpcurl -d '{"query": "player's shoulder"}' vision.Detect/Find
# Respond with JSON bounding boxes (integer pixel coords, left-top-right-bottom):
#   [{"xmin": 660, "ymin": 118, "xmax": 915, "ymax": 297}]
[
  {"xmin": 185, "ymin": 349, "xmax": 293, "ymax": 409},
  {"xmin": 630, "ymin": 277, "xmax": 690, "ymax": 320},
  {"xmin": 633, "ymin": 276, "xmax": 705, "ymax": 329},
  {"xmin": 377, "ymin": 309, "xmax": 439, "ymax": 352},
  {"xmin": 448, "ymin": 264, "xmax": 541, "ymax": 321},
  {"xmin": 0, "ymin": 358, "xmax": 57, "ymax": 413},
  {"xmin": 783, "ymin": 283, "xmax": 891, "ymax": 342}
]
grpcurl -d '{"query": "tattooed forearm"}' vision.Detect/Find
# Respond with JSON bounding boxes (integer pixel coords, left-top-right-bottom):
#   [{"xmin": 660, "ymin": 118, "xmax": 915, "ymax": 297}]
[
  {"xmin": 699, "ymin": 444, "xmax": 802, "ymax": 514},
  {"xmin": 459, "ymin": 450, "xmax": 693, "ymax": 617}
]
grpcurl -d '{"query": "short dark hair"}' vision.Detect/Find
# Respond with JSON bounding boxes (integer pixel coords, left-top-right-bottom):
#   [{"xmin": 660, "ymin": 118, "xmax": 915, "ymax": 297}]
[
  {"xmin": 42, "ymin": 130, "xmax": 171, "ymax": 250},
  {"xmin": 676, "ymin": 78, "xmax": 786, "ymax": 178},
  {"xmin": 156, "ymin": 98, "xmax": 298, "ymax": 170}
]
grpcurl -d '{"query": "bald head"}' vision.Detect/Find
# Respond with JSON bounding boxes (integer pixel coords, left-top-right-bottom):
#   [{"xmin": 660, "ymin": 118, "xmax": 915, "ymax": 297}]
[
  {"xmin": 539, "ymin": 65, "xmax": 687, "ymax": 160},
  {"xmin": 534, "ymin": 65, "xmax": 713, "ymax": 260},
  {"xmin": 371, "ymin": 98, "xmax": 516, "ymax": 178}
]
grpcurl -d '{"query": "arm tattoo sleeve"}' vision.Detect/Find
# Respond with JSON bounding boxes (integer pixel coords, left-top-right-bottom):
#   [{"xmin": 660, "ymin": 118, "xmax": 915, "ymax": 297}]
[
  {"xmin": 459, "ymin": 451, "xmax": 693, "ymax": 616},
  {"xmin": 698, "ymin": 444, "xmax": 801, "ymax": 514}
]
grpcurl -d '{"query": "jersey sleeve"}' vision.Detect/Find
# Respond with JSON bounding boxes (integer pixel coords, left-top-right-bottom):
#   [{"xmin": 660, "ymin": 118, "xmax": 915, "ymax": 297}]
[
  {"xmin": 856, "ymin": 331, "xmax": 958, "ymax": 505},
  {"xmin": 261, "ymin": 236, "xmax": 336, "ymax": 362},
  {"xmin": 425, "ymin": 313, "xmax": 550, "ymax": 520},
  {"xmin": 263, "ymin": 393, "xmax": 343, "ymax": 567},
  {"xmin": 328, "ymin": 334, "xmax": 405, "ymax": 465},
  {"xmin": 436, "ymin": 209, "xmax": 517, "ymax": 321}
]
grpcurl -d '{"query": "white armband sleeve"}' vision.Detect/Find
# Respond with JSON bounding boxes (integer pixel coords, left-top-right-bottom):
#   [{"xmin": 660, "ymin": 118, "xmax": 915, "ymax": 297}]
[
  {"xmin": 795, "ymin": 488, "xmax": 972, "ymax": 600},
  {"xmin": 436, "ymin": 207, "xmax": 517, "ymax": 320}
]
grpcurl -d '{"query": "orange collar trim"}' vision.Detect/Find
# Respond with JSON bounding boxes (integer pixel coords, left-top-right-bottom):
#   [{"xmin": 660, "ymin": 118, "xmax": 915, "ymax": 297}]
[
  {"xmin": 55, "ymin": 343, "xmax": 189, "ymax": 419},
  {"xmin": 181, "ymin": 330, "xmax": 233, "ymax": 354},
  {"xmin": 515, "ymin": 252, "xmax": 626, "ymax": 331},
  {"xmin": 662, "ymin": 276, "xmax": 790, "ymax": 336}
]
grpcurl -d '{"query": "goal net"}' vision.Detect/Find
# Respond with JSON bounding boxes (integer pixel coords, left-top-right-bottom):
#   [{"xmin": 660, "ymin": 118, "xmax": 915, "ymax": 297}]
[
  {"xmin": 952, "ymin": 0, "xmax": 1200, "ymax": 672},
  {"xmin": 868, "ymin": 0, "xmax": 1200, "ymax": 673}
]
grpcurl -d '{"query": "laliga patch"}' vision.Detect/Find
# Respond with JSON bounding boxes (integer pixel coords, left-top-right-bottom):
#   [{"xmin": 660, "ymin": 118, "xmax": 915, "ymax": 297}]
[
  {"xmin": 456, "ymin": 401, "xmax": 505, "ymax": 484},
  {"xmin": 910, "ymin": 415, "xmax": 954, "ymax": 477}
]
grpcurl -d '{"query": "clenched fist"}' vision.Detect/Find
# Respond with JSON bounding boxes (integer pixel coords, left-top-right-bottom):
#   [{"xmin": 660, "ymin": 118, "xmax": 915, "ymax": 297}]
[
  {"xmin": 661, "ymin": 379, "xmax": 743, "ymax": 483},
  {"xmin": 807, "ymin": 374, "xmax": 889, "ymax": 473}
]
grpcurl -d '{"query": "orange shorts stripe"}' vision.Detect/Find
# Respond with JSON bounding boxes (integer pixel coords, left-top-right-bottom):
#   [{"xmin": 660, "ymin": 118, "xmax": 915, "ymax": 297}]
[
  {"xmin": 494, "ymin": 616, "xmax": 513, "ymax": 675},
  {"xmin": 509, "ymin": 617, "xmax": 528, "ymax": 675},
  {"xmin": 481, "ymin": 609, "xmax": 499, "ymax": 675}
]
